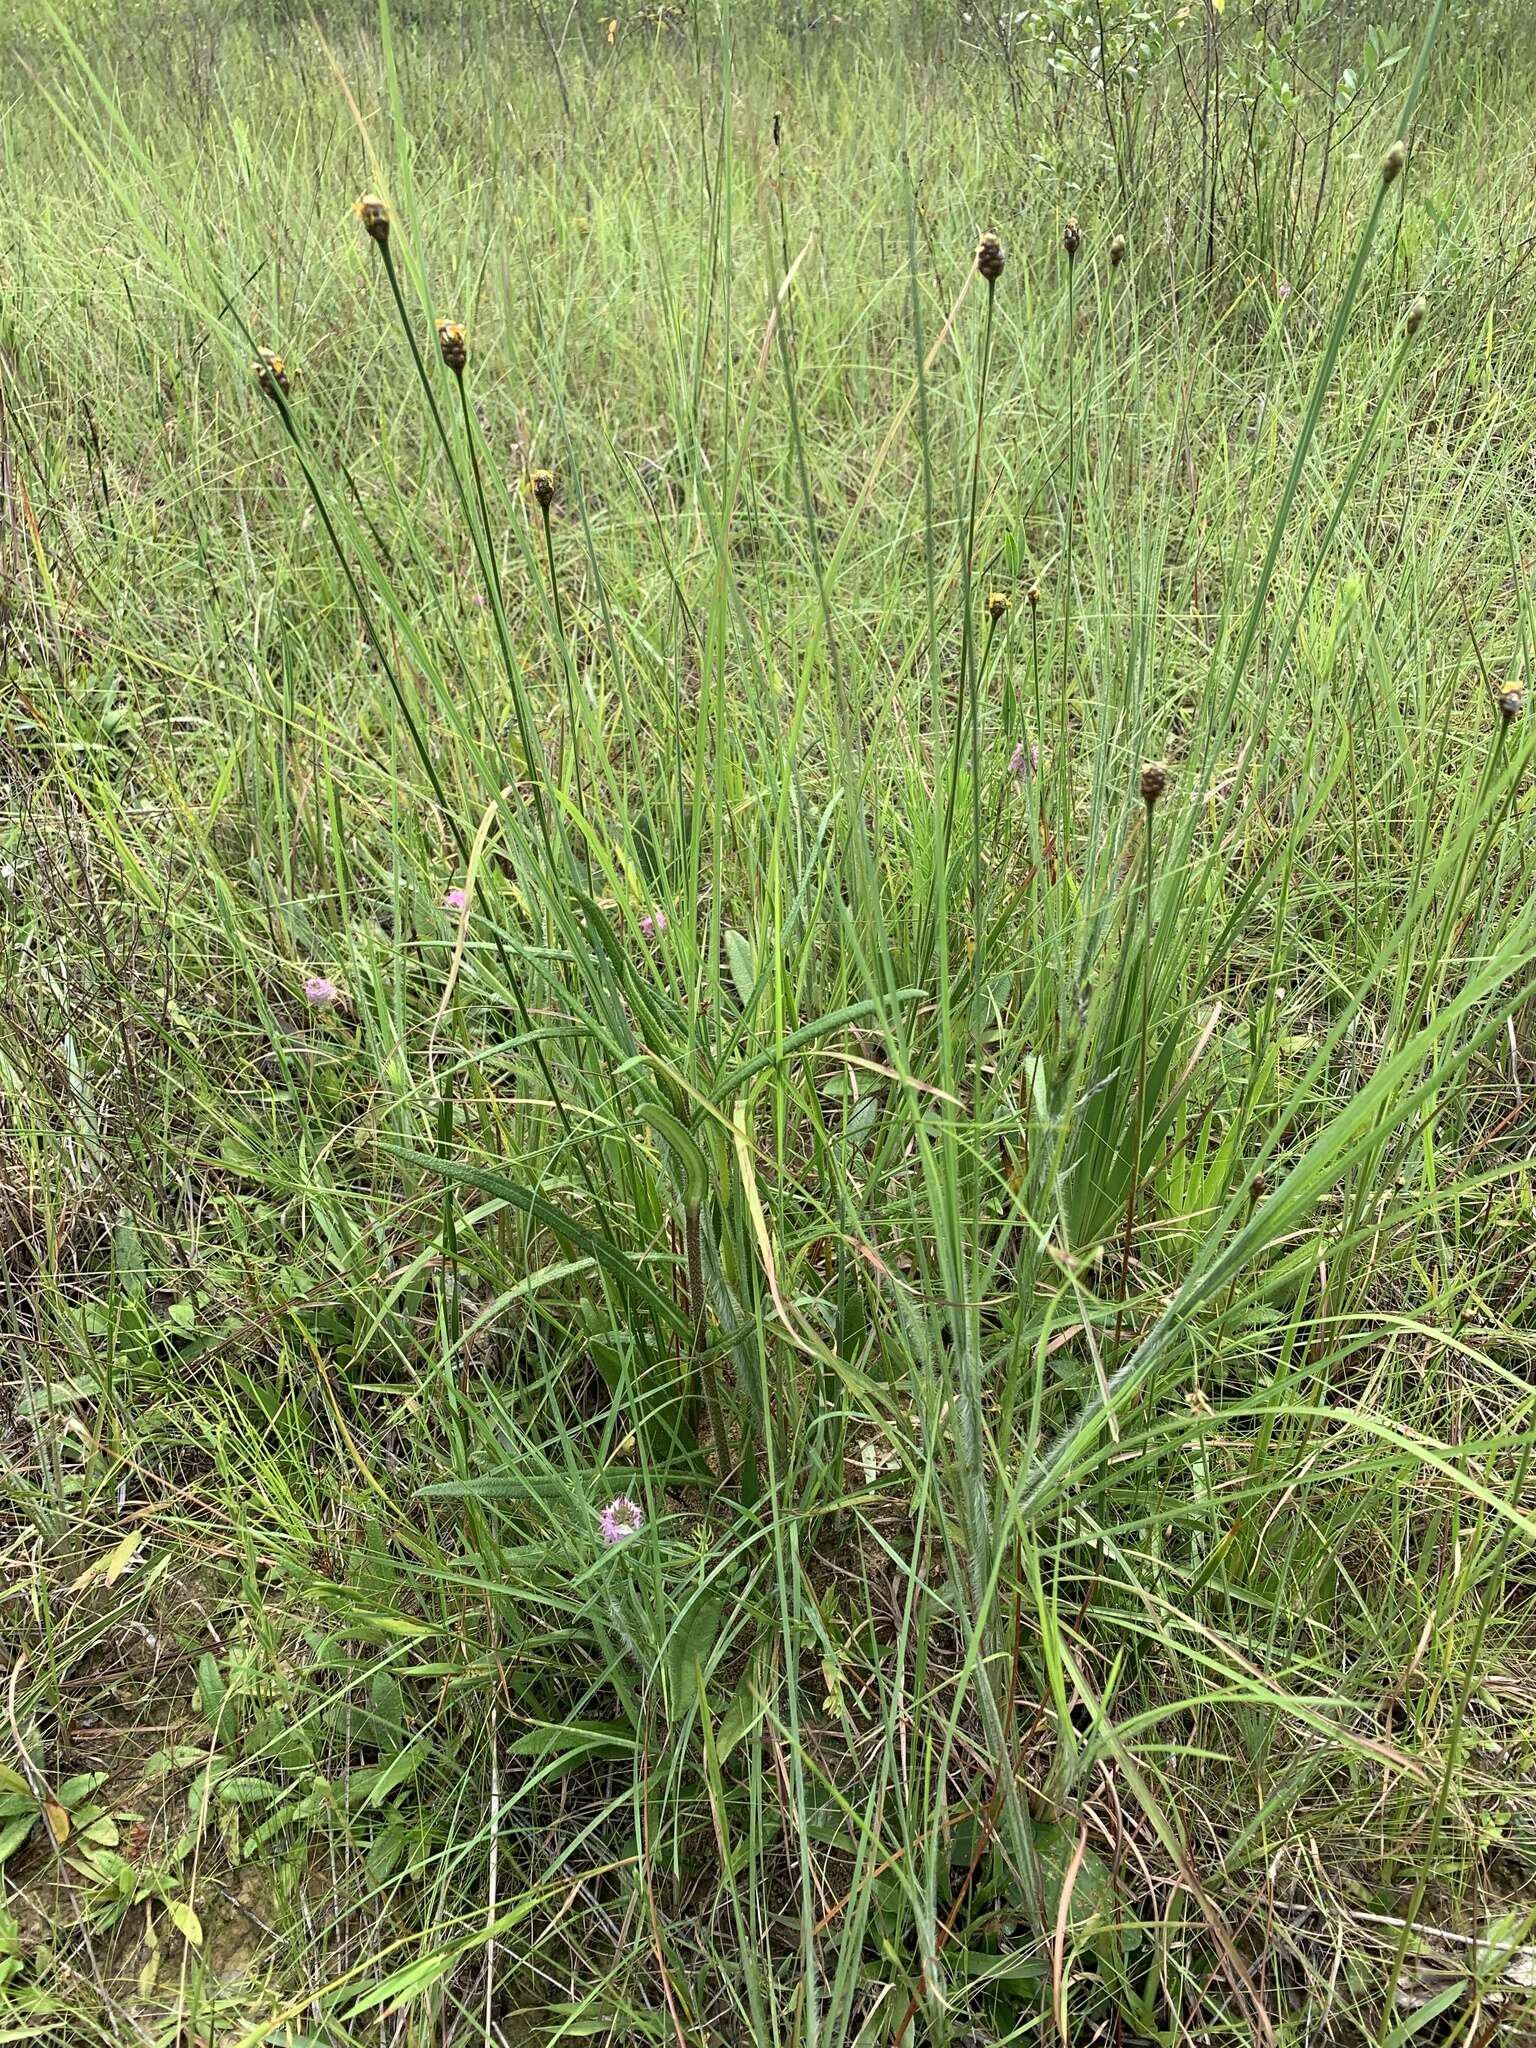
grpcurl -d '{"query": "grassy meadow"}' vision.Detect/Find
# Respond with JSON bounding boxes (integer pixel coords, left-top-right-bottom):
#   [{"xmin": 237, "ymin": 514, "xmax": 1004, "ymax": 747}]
[{"xmin": 8, "ymin": 0, "xmax": 1536, "ymax": 2039}]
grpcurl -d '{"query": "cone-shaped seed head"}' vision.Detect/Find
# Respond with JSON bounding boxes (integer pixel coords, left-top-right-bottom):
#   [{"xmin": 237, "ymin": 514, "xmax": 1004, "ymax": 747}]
[
  {"xmin": 436, "ymin": 319, "xmax": 467, "ymax": 372},
  {"xmin": 356, "ymin": 192, "xmax": 391, "ymax": 243}
]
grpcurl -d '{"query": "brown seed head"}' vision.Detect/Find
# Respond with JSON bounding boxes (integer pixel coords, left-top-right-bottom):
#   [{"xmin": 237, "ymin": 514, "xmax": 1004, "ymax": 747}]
[
  {"xmin": 529, "ymin": 468, "xmax": 557, "ymax": 511},
  {"xmin": 1026, "ymin": 581, "xmax": 1042, "ymax": 609},
  {"xmin": 1381, "ymin": 140, "xmax": 1407, "ymax": 186},
  {"xmin": 1109, "ymin": 233, "xmax": 1126, "ymax": 268},
  {"xmin": 356, "ymin": 193, "xmax": 391, "ymax": 244},
  {"xmin": 985, "ymin": 591, "xmax": 1010, "ymax": 623},
  {"xmin": 1498, "ymin": 681, "xmax": 1527, "ymax": 723},
  {"xmin": 1062, "ymin": 216, "xmax": 1081, "ymax": 261},
  {"xmin": 1405, "ymin": 294, "xmax": 1427, "ymax": 338},
  {"xmin": 436, "ymin": 319, "xmax": 468, "ymax": 373},
  {"xmin": 251, "ymin": 348, "xmax": 290, "ymax": 399},
  {"xmin": 975, "ymin": 231, "xmax": 1005, "ymax": 283},
  {"xmin": 1139, "ymin": 760, "xmax": 1169, "ymax": 806}
]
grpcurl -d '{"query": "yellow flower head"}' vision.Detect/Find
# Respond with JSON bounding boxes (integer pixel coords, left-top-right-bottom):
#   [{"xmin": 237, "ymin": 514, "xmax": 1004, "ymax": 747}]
[
  {"xmin": 436, "ymin": 319, "xmax": 467, "ymax": 372},
  {"xmin": 355, "ymin": 193, "xmax": 391, "ymax": 244},
  {"xmin": 251, "ymin": 348, "xmax": 290, "ymax": 399}
]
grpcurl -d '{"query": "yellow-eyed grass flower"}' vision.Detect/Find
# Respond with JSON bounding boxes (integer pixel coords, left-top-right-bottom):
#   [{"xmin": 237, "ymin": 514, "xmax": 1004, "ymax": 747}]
[
  {"xmin": 1062, "ymin": 216, "xmax": 1081, "ymax": 261},
  {"xmin": 985, "ymin": 591, "xmax": 1011, "ymax": 623},
  {"xmin": 529, "ymin": 468, "xmax": 557, "ymax": 511},
  {"xmin": 1382, "ymin": 140, "xmax": 1407, "ymax": 185},
  {"xmin": 1405, "ymin": 295, "xmax": 1427, "ymax": 338},
  {"xmin": 356, "ymin": 192, "xmax": 391, "ymax": 244},
  {"xmin": 252, "ymin": 349, "xmax": 290, "ymax": 399},
  {"xmin": 1109, "ymin": 233, "xmax": 1126, "ymax": 267},
  {"xmin": 1027, "ymin": 582, "xmax": 1041, "ymax": 610},
  {"xmin": 1498, "ymin": 682, "xmax": 1526, "ymax": 724},
  {"xmin": 436, "ymin": 320, "xmax": 467, "ymax": 373},
  {"xmin": 974, "ymin": 231, "xmax": 1005, "ymax": 283},
  {"xmin": 1140, "ymin": 760, "xmax": 1169, "ymax": 807}
]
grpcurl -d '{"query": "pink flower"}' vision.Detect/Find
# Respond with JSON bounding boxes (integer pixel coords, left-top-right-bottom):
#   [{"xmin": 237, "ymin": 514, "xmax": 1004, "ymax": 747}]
[
  {"xmin": 443, "ymin": 886, "xmax": 467, "ymax": 911},
  {"xmin": 599, "ymin": 1495, "xmax": 644, "ymax": 1545},
  {"xmin": 639, "ymin": 908, "xmax": 667, "ymax": 940},
  {"xmin": 1277, "ymin": 279, "xmax": 1292, "ymax": 301},
  {"xmin": 304, "ymin": 975, "xmax": 340, "ymax": 1008},
  {"xmin": 1009, "ymin": 739, "xmax": 1040, "ymax": 779}
]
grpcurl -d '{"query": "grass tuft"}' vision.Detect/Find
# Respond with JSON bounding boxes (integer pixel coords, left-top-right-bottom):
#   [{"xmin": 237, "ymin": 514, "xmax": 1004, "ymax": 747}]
[{"xmin": 5, "ymin": 1, "xmax": 1536, "ymax": 2041}]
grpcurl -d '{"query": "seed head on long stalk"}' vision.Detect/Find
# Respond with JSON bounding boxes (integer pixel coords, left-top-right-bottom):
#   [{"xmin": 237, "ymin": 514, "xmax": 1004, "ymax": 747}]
[
  {"xmin": 355, "ymin": 192, "xmax": 391, "ymax": 244},
  {"xmin": 974, "ymin": 230, "xmax": 1005, "ymax": 282},
  {"xmin": 251, "ymin": 348, "xmax": 290, "ymax": 399},
  {"xmin": 436, "ymin": 319, "xmax": 467, "ymax": 373},
  {"xmin": 1117, "ymin": 761, "xmax": 1171, "ymax": 1323}
]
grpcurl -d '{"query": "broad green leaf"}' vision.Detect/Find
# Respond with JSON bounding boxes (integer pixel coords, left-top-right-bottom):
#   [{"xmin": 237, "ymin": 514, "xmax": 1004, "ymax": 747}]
[
  {"xmin": 364, "ymin": 1738, "xmax": 429, "ymax": 1808},
  {"xmin": 664, "ymin": 1595, "xmax": 723, "ymax": 1720},
  {"xmin": 724, "ymin": 928, "xmax": 757, "ymax": 1007},
  {"xmin": 196, "ymin": 1654, "xmax": 226, "ymax": 1727},
  {"xmin": 508, "ymin": 1720, "xmax": 635, "ymax": 1786},
  {"xmin": 215, "ymin": 1776, "xmax": 281, "ymax": 1806},
  {"xmin": 0, "ymin": 1816, "xmax": 35, "ymax": 1866},
  {"xmin": 165, "ymin": 1899, "xmax": 203, "ymax": 1948}
]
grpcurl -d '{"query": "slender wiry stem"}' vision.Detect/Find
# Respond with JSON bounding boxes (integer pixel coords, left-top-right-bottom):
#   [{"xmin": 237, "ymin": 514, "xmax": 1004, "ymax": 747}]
[
  {"xmin": 955, "ymin": 272, "xmax": 997, "ymax": 1271},
  {"xmin": 937, "ymin": 276, "xmax": 999, "ymax": 876},
  {"xmin": 1058, "ymin": 250, "xmax": 1078, "ymax": 880},
  {"xmin": 1117, "ymin": 790, "xmax": 1158, "ymax": 1329},
  {"xmin": 537, "ymin": 496, "xmax": 592, "ymax": 881},
  {"xmin": 265, "ymin": 390, "xmax": 457, "ymax": 839},
  {"xmin": 948, "ymin": 266, "xmax": 1045, "ymax": 1928},
  {"xmin": 685, "ymin": 1203, "xmax": 729, "ymax": 1479},
  {"xmin": 380, "ymin": 240, "xmax": 456, "ymax": 453},
  {"xmin": 938, "ymin": 274, "xmax": 997, "ymax": 943},
  {"xmin": 1028, "ymin": 591, "xmax": 1047, "ymax": 874},
  {"xmin": 455, "ymin": 366, "xmax": 498, "ymax": 579},
  {"xmin": 374, "ymin": 238, "xmax": 560, "ymax": 872},
  {"xmin": 452, "ymin": 368, "xmax": 556, "ymax": 863}
]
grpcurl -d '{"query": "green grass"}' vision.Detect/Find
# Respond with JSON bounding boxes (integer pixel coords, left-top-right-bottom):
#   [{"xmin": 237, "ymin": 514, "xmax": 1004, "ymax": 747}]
[{"xmin": 6, "ymin": 1, "xmax": 1536, "ymax": 2041}]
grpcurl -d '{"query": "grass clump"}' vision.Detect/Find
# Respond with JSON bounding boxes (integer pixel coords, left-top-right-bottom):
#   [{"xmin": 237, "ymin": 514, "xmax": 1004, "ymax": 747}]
[{"xmin": 4, "ymin": 2, "xmax": 1536, "ymax": 2042}]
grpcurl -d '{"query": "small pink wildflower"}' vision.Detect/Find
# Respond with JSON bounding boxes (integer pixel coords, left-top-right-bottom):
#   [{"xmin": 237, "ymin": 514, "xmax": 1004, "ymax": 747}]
[
  {"xmin": 1277, "ymin": 279, "xmax": 1292, "ymax": 301},
  {"xmin": 599, "ymin": 1495, "xmax": 644, "ymax": 1545},
  {"xmin": 639, "ymin": 908, "xmax": 667, "ymax": 940},
  {"xmin": 443, "ymin": 886, "xmax": 467, "ymax": 911},
  {"xmin": 1009, "ymin": 739, "xmax": 1040, "ymax": 779},
  {"xmin": 304, "ymin": 975, "xmax": 340, "ymax": 1008}
]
